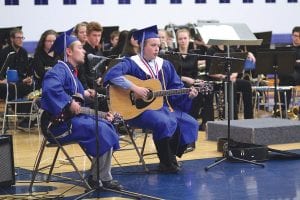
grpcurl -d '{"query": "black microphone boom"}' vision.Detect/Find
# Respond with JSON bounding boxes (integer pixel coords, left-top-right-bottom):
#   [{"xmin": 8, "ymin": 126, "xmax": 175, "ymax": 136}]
[
  {"xmin": 0, "ymin": 51, "xmax": 16, "ymax": 77},
  {"xmin": 87, "ymin": 54, "xmax": 110, "ymax": 72},
  {"xmin": 87, "ymin": 54, "xmax": 109, "ymax": 63},
  {"xmin": 160, "ymin": 51, "xmax": 245, "ymax": 61}
]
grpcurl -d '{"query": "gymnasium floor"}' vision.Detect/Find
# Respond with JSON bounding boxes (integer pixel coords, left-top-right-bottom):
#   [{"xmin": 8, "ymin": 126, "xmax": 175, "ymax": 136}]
[{"xmin": 1, "ymin": 112, "xmax": 300, "ymax": 200}]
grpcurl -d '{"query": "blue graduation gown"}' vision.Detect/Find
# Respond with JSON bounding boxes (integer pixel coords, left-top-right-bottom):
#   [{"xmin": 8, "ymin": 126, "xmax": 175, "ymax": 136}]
[
  {"xmin": 41, "ymin": 61, "xmax": 119, "ymax": 157},
  {"xmin": 104, "ymin": 56, "xmax": 198, "ymax": 145}
]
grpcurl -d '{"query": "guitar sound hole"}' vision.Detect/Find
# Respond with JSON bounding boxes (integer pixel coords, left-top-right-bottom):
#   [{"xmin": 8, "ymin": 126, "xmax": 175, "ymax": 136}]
[
  {"xmin": 135, "ymin": 90, "xmax": 155, "ymax": 109},
  {"xmin": 145, "ymin": 90, "xmax": 153, "ymax": 101}
]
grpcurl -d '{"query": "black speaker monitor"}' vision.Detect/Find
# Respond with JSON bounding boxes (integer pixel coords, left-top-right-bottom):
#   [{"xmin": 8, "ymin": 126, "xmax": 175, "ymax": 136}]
[{"xmin": 0, "ymin": 135, "xmax": 15, "ymax": 187}]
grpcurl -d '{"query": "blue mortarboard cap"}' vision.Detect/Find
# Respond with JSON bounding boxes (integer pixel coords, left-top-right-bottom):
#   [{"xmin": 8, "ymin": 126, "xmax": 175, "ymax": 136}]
[
  {"xmin": 49, "ymin": 27, "xmax": 77, "ymax": 55},
  {"xmin": 133, "ymin": 25, "xmax": 159, "ymax": 44}
]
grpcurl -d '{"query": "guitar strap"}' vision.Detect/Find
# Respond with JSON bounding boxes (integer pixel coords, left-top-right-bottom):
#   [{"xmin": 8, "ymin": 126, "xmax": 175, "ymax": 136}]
[{"xmin": 161, "ymin": 68, "xmax": 174, "ymax": 112}]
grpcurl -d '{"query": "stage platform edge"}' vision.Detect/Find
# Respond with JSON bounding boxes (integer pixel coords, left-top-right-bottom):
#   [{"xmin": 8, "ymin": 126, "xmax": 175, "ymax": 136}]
[{"xmin": 206, "ymin": 118, "xmax": 300, "ymax": 145}]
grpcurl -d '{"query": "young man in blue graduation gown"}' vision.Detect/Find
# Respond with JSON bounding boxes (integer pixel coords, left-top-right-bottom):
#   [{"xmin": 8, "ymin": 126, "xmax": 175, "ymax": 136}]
[
  {"xmin": 40, "ymin": 30, "xmax": 123, "ymax": 190},
  {"xmin": 104, "ymin": 25, "xmax": 199, "ymax": 173}
]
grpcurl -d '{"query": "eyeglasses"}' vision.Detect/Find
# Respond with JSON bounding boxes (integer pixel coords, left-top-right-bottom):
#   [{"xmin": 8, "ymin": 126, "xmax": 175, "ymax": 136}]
[
  {"xmin": 14, "ymin": 36, "xmax": 25, "ymax": 40},
  {"xmin": 45, "ymin": 40, "xmax": 55, "ymax": 43},
  {"xmin": 292, "ymin": 34, "xmax": 300, "ymax": 38}
]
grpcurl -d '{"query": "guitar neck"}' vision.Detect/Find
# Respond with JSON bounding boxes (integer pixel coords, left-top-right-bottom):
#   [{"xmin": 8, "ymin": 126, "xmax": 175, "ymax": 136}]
[
  {"xmin": 80, "ymin": 107, "xmax": 106, "ymax": 119},
  {"xmin": 153, "ymin": 87, "xmax": 203, "ymax": 97}
]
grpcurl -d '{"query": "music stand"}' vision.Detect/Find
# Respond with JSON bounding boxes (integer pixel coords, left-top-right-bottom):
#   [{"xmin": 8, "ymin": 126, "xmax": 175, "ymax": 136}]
[
  {"xmin": 197, "ymin": 23, "xmax": 264, "ymax": 170},
  {"xmin": 255, "ymin": 49, "xmax": 296, "ymax": 117},
  {"xmin": 209, "ymin": 52, "xmax": 247, "ymax": 75},
  {"xmin": 246, "ymin": 31, "xmax": 272, "ymax": 54}
]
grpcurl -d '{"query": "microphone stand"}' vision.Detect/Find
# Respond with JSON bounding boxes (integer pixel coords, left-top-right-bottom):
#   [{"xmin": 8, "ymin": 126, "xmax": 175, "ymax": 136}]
[
  {"xmin": 204, "ymin": 47, "xmax": 264, "ymax": 171},
  {"xmin": 0, "ymin": 51, "xmax": 15, "ymax": 79},
  {"xmin": 75, "ymin": 58, "xmax": 161, "ymax": 200},
  {"xmin": 162, "ymin": 51, "xmax": 221, "ymax": 60},
  {"xmin": 1, "ymin": 51, "xmax": 16, "ymax": 134}
]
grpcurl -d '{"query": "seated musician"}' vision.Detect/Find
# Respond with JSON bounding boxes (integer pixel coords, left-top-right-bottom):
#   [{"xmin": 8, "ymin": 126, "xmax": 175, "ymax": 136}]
[
  {"xmin": 104, "ymin": 25, "xmax": 199, "ymax": 173},
  {"xmin": 40, "ymin": 30, "xmax": 123, "ymax": 190},
  {"xmin": 0, "ymin": 28, "xmax": 34, "ymax": 129},
  {"xmin": 31, "ymin": 29, "xmax": 58, "ymax": 90},
  {"xmin": 76, "ymin": 21, "xmax": 109, "ymax": 112},
  {"xmin": 278, "ymin": 26, "xmax": 300, "ymax": 116}
]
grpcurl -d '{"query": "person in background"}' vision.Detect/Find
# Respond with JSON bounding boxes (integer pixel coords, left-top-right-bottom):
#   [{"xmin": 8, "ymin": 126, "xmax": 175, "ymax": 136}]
[
  {"xmin": 171, "ymin": 28, "xmax": 213, "ymax": 132},
  {"xmin": 110, "ymin": 30, "xmax": 129, "ymax": 57},
  {"xmin": 104, "ymin": 30, "xmax": 120, "ymax": 51},
  {"xmin": 77, "ymin": 21, "xmax": 109, "ymax": 112},
  {"xmin": 78, "ymin": 21, "xmax": 103, "ymax": 89},
  {"xmin": 0, "ymin": 28, "xmax": 34, "ymax": 129},
  {"xmin": 158, "ymin": 29, "xmax": 174, "ymax": 52},
  {"xmin": 31, "ymin": 29, "xmax": 58, "ymax": 90},
  {"xmin": 278, "ymin": 26, "xmax": 300, "ymax": 116},
  {"xmin": 121, "ymin": 28, "xmax": 139, "ymax": 57},
  {"xmin": 74, "ymin": 22, "xmax": 88, "ymax": 45}
]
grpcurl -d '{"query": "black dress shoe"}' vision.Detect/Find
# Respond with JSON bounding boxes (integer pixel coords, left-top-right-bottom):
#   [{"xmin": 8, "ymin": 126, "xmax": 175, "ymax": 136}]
[
  {"xmin": 87, "ymin": 176, "xmax": 102, "ymax": 189},
  {"xmin": 102, "ymin": 180, "xmax": 124, "ymax": 191},
  {"xmin": 174, "ymin": 160, "xmax": 183, "ymax": 168},
  {"xmin": 171, "ymin": 155, "xmax": 182, "ymax": 168},
  {"xmin": 184, "ymin": 144, "xmax": 195, "ymax": 154},
  {"xmin": 158, "ymin": 163, "xmax": 180, "ymax": 173}
]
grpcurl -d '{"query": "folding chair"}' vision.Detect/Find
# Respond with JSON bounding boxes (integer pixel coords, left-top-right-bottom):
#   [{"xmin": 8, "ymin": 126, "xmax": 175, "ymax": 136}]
[
  {"xmin": 140, "ymin": 130, "xmax": 155, "ymax": 161},
  {"xmin": 29, "ymin": 110, "xmax": 92, "ymax": 193},
  {"xmin": 2, "ymin": 69, "xmax": 38, "ymax": 134},
  {"xmin": 115, "ymin": 119, "xmax": 156, "ymax": 173}
]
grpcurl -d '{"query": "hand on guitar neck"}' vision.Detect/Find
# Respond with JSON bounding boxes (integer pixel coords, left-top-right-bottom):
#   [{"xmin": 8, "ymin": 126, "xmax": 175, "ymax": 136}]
[
  {"xmin": 105, "ymin": 112, "xmax": 115, "ymax": 122},
  {"xmin": 188, "ymin": 86, "xmax": 198, "ymax": 99}
]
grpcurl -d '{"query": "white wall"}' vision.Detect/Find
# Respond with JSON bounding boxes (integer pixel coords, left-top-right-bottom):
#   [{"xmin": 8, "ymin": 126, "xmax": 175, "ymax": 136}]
[{"xmin": 0, "ymin": 0, "xmax": 299, "ymax": 41}]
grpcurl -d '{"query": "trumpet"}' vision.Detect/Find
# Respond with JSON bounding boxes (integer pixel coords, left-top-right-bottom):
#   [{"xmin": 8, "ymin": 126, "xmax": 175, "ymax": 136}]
[
  {"xmin": 27, "ymin": 89, "xmax": 42, "ymax": 100},
  {"xmin": 287, "ymin": 106, "xmax": 299, "ymax": 120}
]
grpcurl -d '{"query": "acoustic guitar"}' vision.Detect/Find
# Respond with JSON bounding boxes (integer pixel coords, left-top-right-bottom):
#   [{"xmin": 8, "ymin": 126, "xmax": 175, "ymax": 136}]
[{"xmin": 108, "ymin": 75, "xmax": 213, "ymax": 120}]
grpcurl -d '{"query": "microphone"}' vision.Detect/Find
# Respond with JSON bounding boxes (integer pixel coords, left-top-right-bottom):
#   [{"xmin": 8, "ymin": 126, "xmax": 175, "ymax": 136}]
[
  {"xmin": 87, "ymin": 54, "xmax": 110, "ymax": 72},
  {"xmin": 87, "ymin": 54, "xmax": 110, "ymax": 63},
  {"xmin": 158, "ymin": 49, "xmax": 175, "ymax": 56},
  {"xmin": 97, "ymin": 93, "xmax": 107, "ymax": 99}
]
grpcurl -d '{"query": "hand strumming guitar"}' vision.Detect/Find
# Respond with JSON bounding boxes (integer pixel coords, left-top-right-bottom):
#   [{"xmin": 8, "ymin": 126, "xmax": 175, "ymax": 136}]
[
  {"xmin": 130, "ymin": 84, "xmax": 149, "ymax": 99},
  {"xmin": 69, "ymin": 99, "xmax": 81, "ymax": 115}
]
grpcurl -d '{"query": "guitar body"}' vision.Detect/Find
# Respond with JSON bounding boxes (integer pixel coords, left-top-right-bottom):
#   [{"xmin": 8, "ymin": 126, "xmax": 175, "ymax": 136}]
[{"xmin": 109, "ymin": 75, "xmax": 163, "ymax": 120}]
